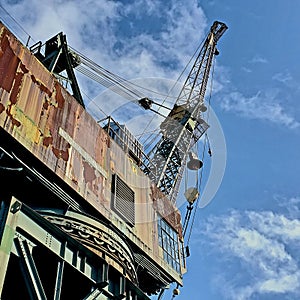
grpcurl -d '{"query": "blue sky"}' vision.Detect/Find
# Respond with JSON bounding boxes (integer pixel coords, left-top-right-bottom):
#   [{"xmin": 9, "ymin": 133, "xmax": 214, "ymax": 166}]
[{"xmin": 1, "ymin": 0, "xmax": 300, "ymax": 299}]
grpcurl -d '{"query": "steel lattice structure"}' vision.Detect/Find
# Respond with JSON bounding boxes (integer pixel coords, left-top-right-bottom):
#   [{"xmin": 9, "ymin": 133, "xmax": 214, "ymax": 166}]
[{"xmin": 144, "ymin": 21, "xmax": 228, "ymax": 203}]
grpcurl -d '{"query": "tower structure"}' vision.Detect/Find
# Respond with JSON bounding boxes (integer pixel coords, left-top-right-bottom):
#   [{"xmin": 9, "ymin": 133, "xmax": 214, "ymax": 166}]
[{"xmin": 143, "ymin": 21, "xmax": 227, "ymax": 203}]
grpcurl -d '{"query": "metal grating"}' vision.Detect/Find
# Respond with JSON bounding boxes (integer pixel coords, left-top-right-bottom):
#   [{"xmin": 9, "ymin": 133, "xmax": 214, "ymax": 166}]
[{"xmin": 111, "ymin": 174, "xmax": 135, "ymax": 226}]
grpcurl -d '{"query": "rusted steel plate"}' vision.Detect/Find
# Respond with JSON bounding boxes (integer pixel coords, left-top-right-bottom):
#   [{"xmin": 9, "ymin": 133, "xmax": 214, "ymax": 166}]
[{"xmin": 0, "ymin": 22, "xmax": 184, "ymax": 280}]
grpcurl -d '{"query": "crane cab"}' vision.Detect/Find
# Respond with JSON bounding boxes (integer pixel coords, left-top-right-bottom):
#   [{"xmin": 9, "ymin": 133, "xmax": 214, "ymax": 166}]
[{"xmin": 160, "ymin": 104, "xmax": 197, "ymax": 133}]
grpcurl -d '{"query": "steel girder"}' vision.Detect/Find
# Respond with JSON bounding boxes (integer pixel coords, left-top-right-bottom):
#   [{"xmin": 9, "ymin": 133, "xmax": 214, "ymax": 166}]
[{"xmin": 0, "ymin": 198, "xmax": 148, "ymax": 300}]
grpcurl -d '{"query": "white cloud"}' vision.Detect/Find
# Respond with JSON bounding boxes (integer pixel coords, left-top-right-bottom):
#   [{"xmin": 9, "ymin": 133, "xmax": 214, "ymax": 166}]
[
  {"xmin": 3, "ymin": 0, "xmax": 298, "ymax": 135},
  {"xmin": 276, "ymin": 195, "xmax": 300, "ymax": 219},
  {"xmin": 199, "ymin": 197, "xmax": 300, "ymax": 299},
  {"xmin": 259, "ymin": 273, "xmax": 300, "ymax": 294},
  {"xmin": 249, "ymin": 55, "xmax": 268, "ymax": 64},
  {"xmin": 1, "ymin": 0, "xmax": 209, "ymax": 125},
  {"xmin": 272, "ymin": 71, "xmax": 300, "ymax": 91},
  {"xmin": 241, "ymin": 66, "xmax": 252, "ymax": 73},
  {"xmin": 247, "ymin": 211, "xmax": 300, "ymax": 241},
  {"xmin": 221, "ymin": 90, "xmax": 300, "ymax": 129},
  {"xmin": 2, "ymin": 0, "xmax": 120, "ymax": 44},
  {"xmin": 272, "ymin": 71, "xmax": 293, "ymax": 84},
  {"xmin": 1, "ymin": 0, "xmax": 207, "ymax": 79}
]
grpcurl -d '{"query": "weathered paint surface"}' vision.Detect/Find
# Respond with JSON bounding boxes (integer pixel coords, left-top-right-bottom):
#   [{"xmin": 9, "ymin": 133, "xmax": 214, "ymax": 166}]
[{"xmin": 0, "ymin": 22, "xmax": 185, "ymax": 281}]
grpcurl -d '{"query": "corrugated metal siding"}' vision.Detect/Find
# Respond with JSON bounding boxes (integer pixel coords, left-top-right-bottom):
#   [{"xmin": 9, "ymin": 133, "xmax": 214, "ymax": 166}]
[
  {"xmin": 0, "ymin": 24, "xmax": 109, "ymax": 210},
  {"xmin": 0, "ymin": 22, "xmax": 184, "ymax": 281}
]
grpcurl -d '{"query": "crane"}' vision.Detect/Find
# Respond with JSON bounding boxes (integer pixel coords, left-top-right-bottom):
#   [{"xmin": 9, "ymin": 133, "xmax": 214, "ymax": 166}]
[
  {"xmin": 141, "ymin": 21, "xmax": 228, "ymax": 203},
  {"xmin": 30, "ymin": 21, "xmax": 227, "ymax": 205},
  {"xmin": 20, "ymin": 20, "xmax": 227, "ymax": 300}
]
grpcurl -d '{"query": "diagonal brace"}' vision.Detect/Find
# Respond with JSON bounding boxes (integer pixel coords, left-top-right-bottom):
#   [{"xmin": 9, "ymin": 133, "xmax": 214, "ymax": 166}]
[{"xmin": 14, "ymin": 237, "xmax": 47, "ymax": 300}]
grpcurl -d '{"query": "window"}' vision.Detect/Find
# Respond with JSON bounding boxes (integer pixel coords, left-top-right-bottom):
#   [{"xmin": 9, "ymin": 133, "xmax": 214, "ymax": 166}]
[
  {"xmin": 111, "ymin": 174, "xmax": 135, "ymax": 226},
  {"xmin": 157, "ymin": 216, "xmax": 181, "ymax": 273}
]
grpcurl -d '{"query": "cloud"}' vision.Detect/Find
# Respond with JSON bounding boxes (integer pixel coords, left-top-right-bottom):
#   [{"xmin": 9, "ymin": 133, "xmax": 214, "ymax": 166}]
[
  {"xmin": 1, "ymin": 0, "xmax": 210, "ymax": 126},
  {"xmin": 272, "ymin": 71, "xmax": 299, "ymax": 90},
  {"xmin": 220, "ymin": 90, "xmax": 300, "ymax": 129},
  {"xmin": 249, "ymin": 55, "xmax": 268, "ymax": 64},
  {"xmin": 247, "ymin": 210, "xmax": 300, "ymax": 241},
  {"xmin": 3, "ymin": 0, "xmax": 298, "ymax": 134},
  {"xmin": 1, "ymin": 0, "xmax": 207, "ymax": 79},
  {"xmin": 199, "ymin": 197, "xmax": 300, "ymax": 299},
  {"xmin": 272, "ymin": 71, "xmax": 293, "ymax": 84},
  {"xmin": 241, "ymin": 66, "xmax": 252, "ymax": 73},
  {"xmin": 276, "ymin": 195, "xmax": 300, "ymax": 219},
  {"xmin": 2, "ymin": 0, "xmax": 119, "ymax": 44}
]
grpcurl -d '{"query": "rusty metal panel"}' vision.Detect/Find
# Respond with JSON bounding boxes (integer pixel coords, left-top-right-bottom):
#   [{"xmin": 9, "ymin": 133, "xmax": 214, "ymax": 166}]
[
  {"xmin": 0, "ymin": 22, "xmax": 109, "ymax": 213},
  {"xmin": 0, "ymin": 22, "xmax": 184, "ymax": 282}
]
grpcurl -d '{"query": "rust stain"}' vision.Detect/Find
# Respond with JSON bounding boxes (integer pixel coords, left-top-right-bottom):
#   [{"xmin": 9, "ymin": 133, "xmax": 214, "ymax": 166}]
[
  {"xmin": 43, "ymin": 100, "xmax": 49, "ymax": 110},
  {"xmin": 60, "ymin": 149, "xmax": 69, "ymax": 161},
  {"xmin": 9, "ymin": 71, "xmax": 23, "ymax": 104},
  {"xmin": 55, "ymin": 82, "xmax": 65, "ymax": 108},
  {"xmin": 52, "ymin": 146, "xmax": 69, "ymax": 161},
  {"xmin": 31, "ymin": 74, "xmax": 52, "ymax": 97},
  {"xmin": 83, "ymin": 160, "xmax": 96, "ymax": 183},
  {"xmin": 4, "ymin": 68, "xmax": 24, "ymax": 128},
  {"xmin": 11, "ymin": 117, "xmax": 21, "ymax": 127},
  {"xmin": 151, "ymin": 184, "xmax": 183, "ymax": 238},
  {"xmin": 72, "ymin": 178, "xmax": 78, "ymax": 185},
  {"xmin": 20, "ymin": 62, "xmax": 29, "ymax": 74},
  {"xmin": 0, "ymin": 31, "xmax": 20, "ymax": 92},
  {"xmin": 43, "ymin": 136, "xmax": 53, "ymax": 147}
]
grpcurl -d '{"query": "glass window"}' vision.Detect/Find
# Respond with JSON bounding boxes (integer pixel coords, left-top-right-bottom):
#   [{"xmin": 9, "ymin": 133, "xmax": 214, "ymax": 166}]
[{"xmin": 157, "ymin": 216, "xmax": 181, "ymax": 273}]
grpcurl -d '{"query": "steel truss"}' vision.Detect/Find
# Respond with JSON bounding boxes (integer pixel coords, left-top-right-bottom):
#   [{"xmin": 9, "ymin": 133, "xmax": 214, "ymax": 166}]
[{"xmin": 0, "ymin": 198, "xmax": 148, "ymax": 300}]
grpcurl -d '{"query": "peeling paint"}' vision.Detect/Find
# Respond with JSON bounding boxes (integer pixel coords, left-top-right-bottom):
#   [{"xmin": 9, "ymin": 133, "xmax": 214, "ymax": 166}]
[
  {"xmin": 5, "ymin": 105, "xmax": 21, "ymax": 128},
  {"xmin": 0, "ymin": 31, "xmax": 20, "ymax": 92},
  {"xmin": 52, "ymin": 146, "xmax": 69, "ymax": 161},
  {"xmin": 83, "ymin": 160, "xmax": 96, "ymax": 183},
  {"xmin": 43, "ymin": 136, "xmax": 53, "ymax": 147},
  {"xmin": 0, "ymin": 23, "xmax": 184, "ymax": 278},
  {"xmin": 55, "ymin": 82, "xmax": 65, "ymax": 108},
  {"xmin": 9, "ymin": 72, "xmax": 23, "ymax": 104},
  {"xmin": 59, "ymin": 127, "xmax": 107, "ymax": 179}
]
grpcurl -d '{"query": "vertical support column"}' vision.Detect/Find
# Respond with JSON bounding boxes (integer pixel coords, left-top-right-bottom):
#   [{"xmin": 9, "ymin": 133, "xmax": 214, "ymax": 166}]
[
  {"xmin": 14, "ymin": 237, "xmax": 47, "ymax": 300},
  {"xmin": 119, "ymin": 275, "xmax": 126, "ymax": 298},
  {"xmin": 128, "ymin": 290, "xmax": 138, "ymax": 300},
  {"xmin": 54, "ymin": 239, "xmax": 66, "ymax": 300},
  {"xmin": 0, "ymin": 199, "xmax": 21, "ymax": 297},
  {"xmin": 54, "ymin": 260, "xmax": 64, "ymax": 300},
  {"xmin": 83, "ymin": 262, "xmax": 109, "ymax": 300}
]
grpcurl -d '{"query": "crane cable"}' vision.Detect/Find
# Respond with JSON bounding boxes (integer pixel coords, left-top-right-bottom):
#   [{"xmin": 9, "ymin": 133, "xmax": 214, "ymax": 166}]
[
  {"xmin": 72, "ymin": 49, "xmax": 144, "ymax": 99},
  {"xmin": 0, "ymin": 4, "xmax": 35, "ymax": 46},
  {"xmin": 139, "ymin": 37, "xmax": 206, "ymax": 147},
  {"xmin": 71, "ymin": 46, "xmax": 185, "ymax": 106},
  {"xmin": 81, "ymin": 89, "xmax": 109, "ymax": 120},
  {"xmin": 183, "ymin": 54, "xmax": 216, "ymax": 246},
  {"xmin": 71, "ymin": 47, "xmax": 179, "ymax": 138}
]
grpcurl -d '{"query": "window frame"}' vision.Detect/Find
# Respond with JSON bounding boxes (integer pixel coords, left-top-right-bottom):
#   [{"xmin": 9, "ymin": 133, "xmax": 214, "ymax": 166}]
[{"xmin": 157, "ymin": 215, "xmax": 181, "ymax": 273}]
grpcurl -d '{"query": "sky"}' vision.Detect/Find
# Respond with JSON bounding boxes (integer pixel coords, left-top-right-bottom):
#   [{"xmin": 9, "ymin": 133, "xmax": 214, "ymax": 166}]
[{"xmin": 1, "ymin": 0, "xmax": 300, "ymax": 299}]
